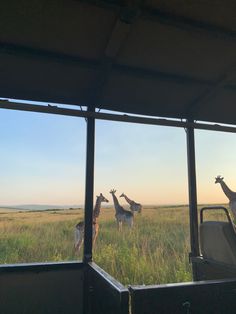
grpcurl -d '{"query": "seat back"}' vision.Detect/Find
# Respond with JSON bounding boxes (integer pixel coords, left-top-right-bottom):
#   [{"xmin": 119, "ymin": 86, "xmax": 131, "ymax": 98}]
[{"xmin": 200, "ymin": 221, "xmax": 236, "ymax": 265}]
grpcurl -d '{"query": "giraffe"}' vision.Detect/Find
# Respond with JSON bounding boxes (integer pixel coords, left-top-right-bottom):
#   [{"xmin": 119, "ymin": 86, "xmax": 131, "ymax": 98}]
[
  {"xmin": 215, "ymin": 175, "xmax": 236, "ymax": 220},
  {"xmin": 110, "ymin": 189, "xmax": 134, "ymax": 231},
  {"xmin": 74, "ymin": 193, "xmax": 109, "ymax": 253},
  {"xmin": 120, "ymin": 193, "xmax": 142, "ymax": 213}
]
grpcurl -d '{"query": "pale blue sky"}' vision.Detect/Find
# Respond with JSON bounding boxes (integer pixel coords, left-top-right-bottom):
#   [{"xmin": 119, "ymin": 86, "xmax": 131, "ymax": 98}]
[{"xmin": 0, "ymin": 104, "xmax": 236, "ymax": 206}]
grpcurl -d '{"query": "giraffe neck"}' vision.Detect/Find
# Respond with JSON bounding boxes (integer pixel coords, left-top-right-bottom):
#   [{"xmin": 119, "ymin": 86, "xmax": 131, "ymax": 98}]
[
  {"xmin": 220, "ymin": 181, "xmax": 236, "ymax": 200},
  {"xmin": 123, "ymin": 194, "xmax": 133, "ymax": 205},
  {"xmin": 111, "ymin": 193, "xmax": 120, "ymax": 213},
  {"xmin": 93, "ymin": 197, "xmax": 102, "ymax": 220}
]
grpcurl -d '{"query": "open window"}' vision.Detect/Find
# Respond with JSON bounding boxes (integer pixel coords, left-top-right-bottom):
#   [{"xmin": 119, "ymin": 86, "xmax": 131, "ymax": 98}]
[{"xmin": 0, "ymin": 108, "xmax": 86, "ymax": 264}]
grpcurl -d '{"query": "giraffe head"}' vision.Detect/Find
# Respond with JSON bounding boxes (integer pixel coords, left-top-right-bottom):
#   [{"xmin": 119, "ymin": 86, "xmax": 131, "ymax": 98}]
[
  {"xmin": 110, "ymin": 189, "xmax": 116, "ymax": 195},
  {"xmin": 215, "ymin": 175, "xmax": 224, "ymax": 184},
  {"xmin": 97, "ymin": 193, "xmax": 109, "ymax": 203},
  {"xmin": 120, "ymin": 193, "xmax": 125, "ymax": 198}
]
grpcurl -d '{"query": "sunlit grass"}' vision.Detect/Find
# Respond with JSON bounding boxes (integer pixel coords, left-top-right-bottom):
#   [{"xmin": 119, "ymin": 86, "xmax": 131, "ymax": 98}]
[
  {"xmin": 94, "ymin": 207, "xmax": 191, "ymax": 285},
  {"xmin": 0, "ymin": 205, "xmax": 228, "ymax": 285}
]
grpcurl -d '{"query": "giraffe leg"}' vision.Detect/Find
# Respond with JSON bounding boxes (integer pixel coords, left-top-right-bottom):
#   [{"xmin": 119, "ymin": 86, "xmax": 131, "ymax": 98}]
[
  {"xmin": 116, "ymin": 219, "xmax": 120, "ymax": 231},
  {"xmin": 75, "ymin": 227, "xmax": 84, "ymax": 254},
  {"xmin": 93, "ymin": 224, "xmax": 99, "ymax": 247},
  {"xmin": 129, "ymin": 218, "xmax": 133, "ymax": 228},
  {"xmin": 117, "ymin": 220, "xmax": 122, "ymax": 231},
  {"xmin": 75, "ymin": 238, "xmax": 84, "ymax": 254},
  {"xmin": 131, "ymin": 217, "xmax": 134, "ymax": 228}
]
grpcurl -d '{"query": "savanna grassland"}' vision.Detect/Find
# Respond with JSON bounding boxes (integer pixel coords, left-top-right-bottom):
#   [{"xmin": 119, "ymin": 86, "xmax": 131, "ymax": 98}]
[{"xmin": 0, "ymin": 205, "xmax": 228, "ymax": 286}]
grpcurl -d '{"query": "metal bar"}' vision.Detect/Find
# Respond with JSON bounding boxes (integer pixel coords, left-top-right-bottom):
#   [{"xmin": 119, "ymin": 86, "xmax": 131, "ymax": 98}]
[
  {"xmin": 77, "ymin": 0, "xmax": 236, "ymax": 41},
  {"xmin": 141, "ymin": 6, "xmax": 236, "ymax": 41},
  {"xmin": 89, "ymin": 262, "xmax": 128, "ymax": 292},
  {"xmin": 200, "ymin": 206, "xmax": 233, "ymax": 224},
  {"xmin": 2, "ymin": 100, "xmax": 236, "ymax": 134},
  {"xmin": 0, "ymin": 42, "xmax": 211, "ymax": 87},
  {"xmin": 83, "ymin": 106, "xmax": 95, "ymax": 263},
  {"xmin": 0, "ymin": 261, "xmax": 84, "ymax": 273},
  {"xmin": 186, "ymin": 119, "xmax": 200, "ymax": 281},
  {"xmin": 130, "ymin": 276, "xmax": 236, "ymax": 290},
  {"xmin": 113, "ymin": 62, "xmax": 210, "ymax": 85},
  {"xmin": 0, "ymin": 41, "xmax": 99, "ymax": 69},
  {"xmin": 0, "ymin": 100, "xmax": 86, "ymax": 117}
]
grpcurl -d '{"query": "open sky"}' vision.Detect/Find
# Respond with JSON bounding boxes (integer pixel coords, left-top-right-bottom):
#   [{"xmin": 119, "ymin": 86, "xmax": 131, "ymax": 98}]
[{"xmin": 1, "ymin": 103, "xmax": 236, "ymax": 206}]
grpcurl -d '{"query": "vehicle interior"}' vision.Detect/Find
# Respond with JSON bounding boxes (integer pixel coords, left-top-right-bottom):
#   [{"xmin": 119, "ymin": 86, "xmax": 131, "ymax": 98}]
[{"xmin": 1, "ymin": 1, "xmax": 236, "ymax": 313}]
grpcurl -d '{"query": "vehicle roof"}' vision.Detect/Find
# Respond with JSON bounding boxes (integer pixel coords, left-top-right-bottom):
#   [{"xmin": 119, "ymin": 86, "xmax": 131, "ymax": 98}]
[{"xmin": 1, "ymin": 0, "xmax": 236, "ymax": 124}]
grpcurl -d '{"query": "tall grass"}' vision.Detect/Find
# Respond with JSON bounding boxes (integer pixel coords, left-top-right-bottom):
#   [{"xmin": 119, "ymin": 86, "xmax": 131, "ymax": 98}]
[
  {"xmin": 94, "ymin": 211, "xmax": 191, "ymax": 285},
  {"xmin": 0, "ymin": 220, "xmax": 76, "ymax": 264},
  {"xmin": 0, "ymin": 206, "xmax": 201, "ymax": 285}
]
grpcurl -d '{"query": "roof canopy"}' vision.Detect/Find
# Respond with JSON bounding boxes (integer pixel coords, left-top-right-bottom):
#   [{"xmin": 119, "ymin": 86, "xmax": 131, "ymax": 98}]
[{"xmin": 1, "ymin": 0, "xmax": 236, "ymax": 124}]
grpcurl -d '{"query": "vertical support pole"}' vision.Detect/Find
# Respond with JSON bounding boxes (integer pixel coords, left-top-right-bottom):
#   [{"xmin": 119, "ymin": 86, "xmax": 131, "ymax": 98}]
[
  {"xmin": 83, "ymin": 105, "xmax": 95, "ymax": 263},
  {"xmin": 186, "ymin": 119, "xmax": 200, "ymax": 280}
]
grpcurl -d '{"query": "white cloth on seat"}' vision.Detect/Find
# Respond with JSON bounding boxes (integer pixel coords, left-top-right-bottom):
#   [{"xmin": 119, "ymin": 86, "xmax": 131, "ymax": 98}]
[{"xmin": 200, "ymin": 221, "xmax": 236, "ymax": 265}]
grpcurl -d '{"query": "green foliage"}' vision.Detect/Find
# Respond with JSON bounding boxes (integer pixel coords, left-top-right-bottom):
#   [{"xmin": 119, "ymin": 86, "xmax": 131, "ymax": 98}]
[
  {"xmin": 94, "ymin": 212, "xmax": 192, "ymax": 285},
  {"xmin": 0, "ymin": 207, "xmax": 192, "ymax": 285},
  {"xmin": 0, "ymin": 220, "xmax": 76, "ymax": 264}
]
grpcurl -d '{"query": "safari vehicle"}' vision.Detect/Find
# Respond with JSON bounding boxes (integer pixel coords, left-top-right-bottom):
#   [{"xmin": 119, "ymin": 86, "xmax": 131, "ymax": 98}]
[{"xmin": 1, "ymin": 1, "xmax": 236, "ymax": 313}]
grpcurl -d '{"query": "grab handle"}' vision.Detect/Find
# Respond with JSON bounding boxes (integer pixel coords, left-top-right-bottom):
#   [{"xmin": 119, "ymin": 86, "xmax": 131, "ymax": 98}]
[{"xmin": 200, "ymin": 206, "xmax": 233, "ymax": 224}]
